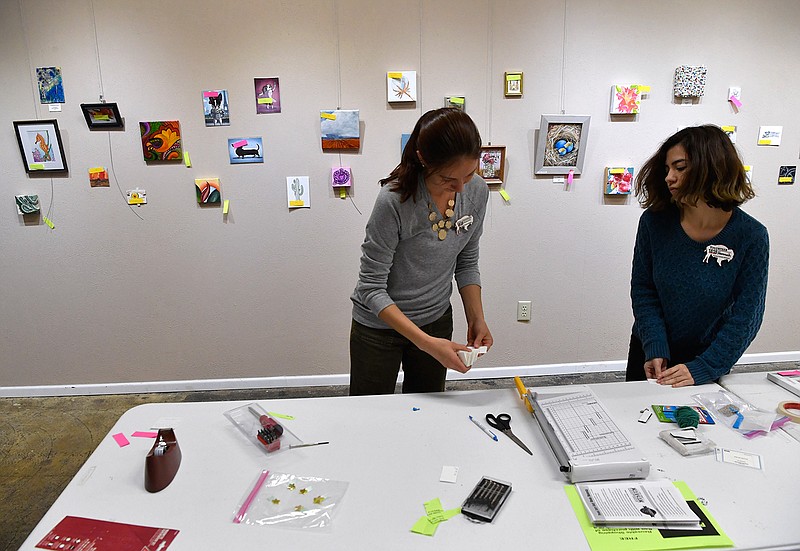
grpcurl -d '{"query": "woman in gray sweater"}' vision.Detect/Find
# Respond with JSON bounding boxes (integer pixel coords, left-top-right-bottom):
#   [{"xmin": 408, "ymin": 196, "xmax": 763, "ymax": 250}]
[{"xmin": 350, "ymin": 108, "xmax": 492, "ymax": 395}]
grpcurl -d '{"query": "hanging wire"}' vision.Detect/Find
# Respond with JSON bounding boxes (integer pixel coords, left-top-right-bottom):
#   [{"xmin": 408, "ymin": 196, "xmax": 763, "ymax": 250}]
[
  {"xmin": 89, "ymin": 0, "xmax": 106, "ymax": 101},
  {"xmin": 484, "ymin": 0, "xmax": 493, "ymax": 144},
  {"xmin": 109, "ymin": 133, "xmax": 144, "ymax": 220},
  {"xmin": 18, "ymin": 0, "xmax": 39, "ymax": 117},
  {"xmin": 559, "ymin": 0, "xmax": 568, "ymax": 114},
  {"xmin": 418, "ymin": 0, "xmax": 424, "ymax": 114}
]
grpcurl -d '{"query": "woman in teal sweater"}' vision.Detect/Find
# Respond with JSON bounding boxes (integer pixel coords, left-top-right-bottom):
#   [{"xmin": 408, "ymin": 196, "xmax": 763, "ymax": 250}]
[{"xmin": 627, "ymin": 125, "xmax": 769, "ymax": 387}]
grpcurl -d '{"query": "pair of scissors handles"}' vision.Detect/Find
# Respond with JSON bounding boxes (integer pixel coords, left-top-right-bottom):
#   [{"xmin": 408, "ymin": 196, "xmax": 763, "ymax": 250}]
[
  {"xmin": 485, "ymin": 413, "xmax": 512, "ymax": 432},
  {"xmin": 485, "ymin": 413, "xmax": 533, "ymax": 455}
]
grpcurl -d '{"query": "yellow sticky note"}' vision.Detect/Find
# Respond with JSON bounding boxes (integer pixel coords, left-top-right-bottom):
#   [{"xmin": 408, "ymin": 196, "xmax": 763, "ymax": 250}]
[
  {"xmin": 88, "ymin": 167, "xmax": 105, "ymax": 174},
  {"xmin": 184, "ymin": 151, "xmax": 191, "ymax": 167},
  {"xmin": 411, "ymin": 516, "xmax": 438, "ymax": 536},
  {"xmin": 339, "ymin": 187, "xmax": 346, "ymax": 199},
  {"xmin": 388, "ymin": 72, "xmax": 403, "ymax": 79},
  {"xmin": 424, "ymin": 498, "xmax": 446, "ymax": 524},
  {"xmin": 506, "ymin": 74, "xmax": 521, "ymax": 81},
  {"xmin": 43, "ymin": 217, "xmax": 55, "ymax": 229},
  {"xmin": 743, "ymin": 165, "xmax": 752, "ymax": 171},
  {"xmin": 257, "ymin": 97, "xmax": 274, "ymax": 104},
  {"xmin": 320, "ymin": 112, "xmax": 336, "ymax": 120},
  {"xmin": 443, "ymin": 508, "xmax": 460, "ymax": 520},
  {"xmin": 94, "ymin": 114, "xmax": 110, "ymax": 120},
  {"xmin": 779, "ymin": 177, "xmax": 793, "ymax": 183},
  {"xmin": 223, "ymin": 199, "xmax": 230, "ymax": 214},
  {"xmin": 499, "ymin": 189, "xmax": 510, "ymax": 201},
  {"xmin": 638, "ymin": 85, "xmax": 651, "ymax": 92},
  {"xmin": 29, "ymin": 163, "xmax": 44, "ymax": 171},
  {"xmin": 267, "ymin": 411, "xmax": 295, "ymax": 420},
  {"xmin": 721, "ymin": 126, "xmax": 735, "ymax": 132},
  {"xmin": 289, "ymin": 200, "xmax": 304, "ymax": 207},
  {"xmin": 448, "ymin": 97, "xmax": 465, "ymax": 105},
  {"xmin": 609, "ymin": 168, "xmax": 624, "ymax": 174},
  {"xmin": 758, "ymin": 139, "xmax": 771, "ymax": 145}
]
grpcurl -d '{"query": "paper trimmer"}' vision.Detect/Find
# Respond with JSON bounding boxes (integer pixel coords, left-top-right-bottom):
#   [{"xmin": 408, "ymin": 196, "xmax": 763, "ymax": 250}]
[{"xmin": 527, "ymin": 389, "xmax": 650, "ymax": 483}]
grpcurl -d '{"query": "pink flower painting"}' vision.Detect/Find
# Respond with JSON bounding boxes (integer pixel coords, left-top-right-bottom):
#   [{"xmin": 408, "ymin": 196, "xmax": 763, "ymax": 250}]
[{"xmin": 610, "ymin": 85, "xmax": 641, "ymax": 115}]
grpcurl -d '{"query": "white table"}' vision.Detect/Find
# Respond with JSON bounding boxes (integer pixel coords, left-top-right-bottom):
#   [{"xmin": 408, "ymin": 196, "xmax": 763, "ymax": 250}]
[
  {"xmin": 20, "ymin": 381, "xmax": 800, "ymax": 550},
  {"xmin": 720, "ymin": 371, "xmax": 799, "ymax": 412}
]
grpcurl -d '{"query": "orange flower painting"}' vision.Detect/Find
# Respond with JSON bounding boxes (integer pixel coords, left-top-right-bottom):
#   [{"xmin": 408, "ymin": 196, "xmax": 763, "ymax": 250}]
[{"xmin": 139, "ymin": 120, "xmax": 183, "ymax": 162}]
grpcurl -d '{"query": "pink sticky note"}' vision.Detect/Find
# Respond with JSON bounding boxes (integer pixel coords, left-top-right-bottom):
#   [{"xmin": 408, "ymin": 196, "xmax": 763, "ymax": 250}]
[
  {"xmin": 567, "ymin": 170, "xmax": 574, "ymax": 184},
  {"xmin": 132, "ymin": 431, "xmax": 159, "ymax": 438},
  {"xmin": 777, "ymin": 370, "xmax": 800, "ymax": 376},
  {"xmin": 231, "ymin": 139, "xmax": 248, "ymax": 148},
  {"xmin": 203, "ymin": 91, "xmax": 219, "ymax": 98},
  {"xmin": 112, "ymin": 433, "xmax": 130, "ymax": 447},
  {"xmin": 729, "ymin": 95, "xmax": 742, "ymax": 108}
]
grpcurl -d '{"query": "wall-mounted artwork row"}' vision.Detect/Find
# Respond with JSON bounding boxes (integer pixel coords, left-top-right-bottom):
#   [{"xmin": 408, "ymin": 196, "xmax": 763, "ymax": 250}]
[
  {"xmin": 320, "ymin": 110, "xmax": 360, "ymax": 151},
  {"xmin": 139, "ymin": 121, "xmax": 183, "ymax": 162}
]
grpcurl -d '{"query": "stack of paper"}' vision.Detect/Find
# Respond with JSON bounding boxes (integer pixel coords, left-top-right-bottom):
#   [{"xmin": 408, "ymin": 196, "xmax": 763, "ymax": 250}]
[
  {"xmin": 457, "ymin": 346, "xmax": 487, "ymax": 367},
  {"xmin": 575, "ymin": 480, "xmax": 701, "ymax": 527}
]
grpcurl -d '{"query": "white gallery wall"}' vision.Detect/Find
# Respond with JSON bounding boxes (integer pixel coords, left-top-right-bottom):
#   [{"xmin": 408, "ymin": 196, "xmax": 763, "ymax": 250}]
[{"xmin": 1, "ymin": 0, "xmax": 798, "ymax": 392}]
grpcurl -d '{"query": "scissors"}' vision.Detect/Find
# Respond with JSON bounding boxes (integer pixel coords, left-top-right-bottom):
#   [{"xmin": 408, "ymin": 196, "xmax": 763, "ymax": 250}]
[{"xmin": 485, "ymin": 413, "xmax": 533, "ymax": 455}]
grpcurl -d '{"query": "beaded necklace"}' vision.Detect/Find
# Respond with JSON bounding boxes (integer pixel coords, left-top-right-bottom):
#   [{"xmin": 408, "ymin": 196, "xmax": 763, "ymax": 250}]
[{"xmin": 428, "ymin": 196, "xmax": 456, "ymax": 240}]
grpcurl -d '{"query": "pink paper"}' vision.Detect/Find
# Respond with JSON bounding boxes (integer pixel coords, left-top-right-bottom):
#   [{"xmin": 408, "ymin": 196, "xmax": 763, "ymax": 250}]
[
  {"xmin": 743, "ymin": 416, "xmax": 790, "ymax": 439},
  {"xmin": 231, "ymin": 139, "xmax": 248, "ymax": 148},
  {"xmin": 567, "ymin": 170, "xmax": 574, "ymax": 184},
  {"xmin": 112, "ymin": 433, "xmax": 130, "ymax": 447},
  {"xmin": 132, "ymin": 431, "xmax": 158, "ymax": 438},
  {"xmin": 777, "ymin": 370, "xmax": 800, "ymax": 376},
  {"xmin": 729, "ymin": 95, "xmax": 742, "ymax": 107},
  {"xmin": 203, "ymin": 91, "xmax": 218, "ymax": 97}
]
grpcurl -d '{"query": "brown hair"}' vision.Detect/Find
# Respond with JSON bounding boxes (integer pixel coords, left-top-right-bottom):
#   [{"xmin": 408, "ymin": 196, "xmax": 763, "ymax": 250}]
[
  {"xmin": 380, "ymin": 108, "xmax": 482, "ymax": 202},
  {"xmin": 635, "ymin": 125, "xmax": 754, "ymax": 211}
]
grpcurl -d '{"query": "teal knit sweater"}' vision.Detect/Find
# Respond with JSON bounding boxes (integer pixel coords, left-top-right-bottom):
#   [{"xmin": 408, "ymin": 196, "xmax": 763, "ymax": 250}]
[{"xmin": 631, "ymin": 206, "xmax": 769, "ymax": 384}]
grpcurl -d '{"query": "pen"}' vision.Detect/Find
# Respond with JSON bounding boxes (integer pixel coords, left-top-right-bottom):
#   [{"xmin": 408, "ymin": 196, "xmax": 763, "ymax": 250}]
[
  {"xmin": 469, "ymin": 415, "xmax": 498, "ymax": 441},
  {"xmin": 288, "ymin": 441, "xmax": 330, "ymax": 449}
]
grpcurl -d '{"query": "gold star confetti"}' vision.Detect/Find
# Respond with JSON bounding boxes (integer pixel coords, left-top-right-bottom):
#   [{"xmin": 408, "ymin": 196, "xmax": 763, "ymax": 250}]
[
  {"xmin": 313, "ymin": 496, "xmax": 326, "ymax": 504},
  {"xmin": 295, "ymin": 505, "xmax": 304, "ymax": 512},
  {"xmin": 271, "ymin": 498, "xmax": 280, "ymax": 505},
  {"xmin": 287, "ymin": 483, "xmax": 296, "ymax": 491},
  {"xmin": 299, "ymin": 488, "xmax": 309, "ymax": 494}
]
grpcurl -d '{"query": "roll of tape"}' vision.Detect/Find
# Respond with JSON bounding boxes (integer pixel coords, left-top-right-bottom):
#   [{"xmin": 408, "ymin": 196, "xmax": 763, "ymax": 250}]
[{"xmin": 777, "ymin": 401, "xmax": 800, "ymax": 422}]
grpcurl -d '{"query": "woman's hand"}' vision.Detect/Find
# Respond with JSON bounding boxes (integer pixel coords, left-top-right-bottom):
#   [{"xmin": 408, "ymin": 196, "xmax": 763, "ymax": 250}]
[
  {"xmin": 467, "ymin": 318, "xmax": 493, "ymax": 350},
  {"xmin": 657, "ymin": 363, "xmax": 695, "ymax": 387},
  {"xmin": 644, "ymin": 357, "xmax": 667, "ymax": 379},
  {"xmin": 420, "ymin": 337, "xmax": 472, "ymax": 373}
]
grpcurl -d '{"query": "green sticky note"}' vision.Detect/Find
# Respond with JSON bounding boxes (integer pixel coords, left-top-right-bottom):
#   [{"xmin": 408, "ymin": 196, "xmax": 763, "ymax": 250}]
[
  {"xmin": 443, "ymin": 507, "xmax": 461, "ymax": 520},
  {"xmin": 258, "ymin": 97, "xmax": 274, "ymax": 104},
  {"xmin": 449, "ymin": 97, "xmax": 465, "ymax": 105},
  {"xmin": 411, "ymin": 516, "xmax": 438, "ymax": 536},
  {"xmin": 29, "ymin": 163, "xmax": 44, "ymax": 171},
  {"xmin": 183, "ymin": 151, "xmax": 191, "ymax": 167},
  {"xmin": 424, "ymin": 498, "xmax": 446, "ymax": 523},
  {"xmin": 267, "ymin": 411, "xmax": 294, "ymax": 420},
  {"xmin": 499, "ymin": 189, "xmax": 510, "ymax": 201},
  {"xmin": 506, "ymin": 74, "xmax": 521, "ymax": 81},
  {"xmin": 223, "ymin": 199, "xmax": 230, "ymax": 214},
  {"xmin": 43, "ymin": 217, "xmax": 55, "ymax": 229}
]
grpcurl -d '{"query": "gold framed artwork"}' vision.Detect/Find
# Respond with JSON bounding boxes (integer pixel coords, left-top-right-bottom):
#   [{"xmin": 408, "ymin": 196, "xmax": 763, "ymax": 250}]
[{"xmin": 504, "ymin": 72, "xmax": 523, "ymax": 97}]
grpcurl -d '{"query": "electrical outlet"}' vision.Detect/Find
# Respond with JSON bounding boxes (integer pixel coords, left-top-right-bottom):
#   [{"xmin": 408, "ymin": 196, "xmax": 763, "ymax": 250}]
[{"xmin": 517, "ymin": 301, "xmax": 532, "ymax": 321}]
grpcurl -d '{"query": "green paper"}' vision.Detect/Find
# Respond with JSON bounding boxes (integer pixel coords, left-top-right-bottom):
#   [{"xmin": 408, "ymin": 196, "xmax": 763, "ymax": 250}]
[
  {"xmin": 424, "ymin": 498, "xmax": 446, "ymax": 523},
  {"xmin": 411, "ymin": 516, "xmax": 438, "ymax": 536},
  {"xmin": 565, "ymin": 481, "xmax": 733, "ymax": 551},
  {"xmin": 267, "ymin": 411, "xmax": 295, "ymax": 420}
]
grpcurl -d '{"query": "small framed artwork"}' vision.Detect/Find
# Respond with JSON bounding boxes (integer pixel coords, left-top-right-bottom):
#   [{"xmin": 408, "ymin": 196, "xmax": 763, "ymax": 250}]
[
  {"xmin": 228, "ymin": 137, "xmax": 263, "ymax": 164},
  {"xmin": 139, "ymin": 121, "xmax": 183, "ymax": 162},
  {"xmin": 320, "ymin": 110, "xmax": 360, "ymax": 150},
  {"xmin": 387, "ymin": 71, "xmax": 417, "ymax": 103},
  {"xmin": 202, "ymin": 90, "xmax": 229, "ymax": 126},
  {"xmin": 757, "ymin": 126, "xmax": 782, "ymax": 146},
  {"xmin": 196, "ymin": 178, "xmax": 222, "ymax": 204},
  {"xmin": 610, "ymin": 85, "xmax": 641, "ymax": 114},
  {"xmin": 778, "ymin": 166, "xmax": 796, "ymax": 185},
  {"xmin": 287, "ymin": 176, "xmax": 310, "ymax": 209},
  {"xmin": 254, "ymin": 77, "xmax": 281, "ymax": 113},
  {"xmin": 36, "ymin": 67, "xmax": 65, "ymax": 103},
  {"xmin": 13, "ymin": 119, "xmax": 68, "ymax": 173},
  {"xmin": 534, "ymin": 114, "xmax": 591, "ymax": 175},
  {"xmin": 331, "ymin": 167, "xmax": 352, "ymax": 188},
  {"xmin": 478, "ymin": 146, "xmax": 506, "ymax": 185},
  {"xmin": 80, "ymin": 102, "xmax": 124, "ymax": 129},
  {"xmin": 604, "ymin": 167, "xmax": 634, "ymax": 195},
  {"xmin": 445, "ymin": 96, "xmax": 466, "ymax": 110},
  {"xmin": 673, "ymin": 65, "xmax": 707, "ymax": 97},
  {"xmin": 126, "ymin": 189, "xmax": 147, "ymax": 205},
  {"xmin": 15, "ymin": 195, "xmax": 40, "ymax": 215},
  {"xmin": 504, "ymin": 72, "xmax": 523, "ymax": 97}
]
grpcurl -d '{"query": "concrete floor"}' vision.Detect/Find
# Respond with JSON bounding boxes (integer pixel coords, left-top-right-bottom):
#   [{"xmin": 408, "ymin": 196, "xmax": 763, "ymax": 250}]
[{"xmin": 0, "ymin": 363, "xmax": 788, "ymax": 550}]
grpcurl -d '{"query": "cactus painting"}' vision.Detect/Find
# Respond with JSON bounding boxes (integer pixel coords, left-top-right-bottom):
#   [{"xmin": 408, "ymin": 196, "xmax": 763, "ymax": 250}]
[{"xmin": 286, "ymin": 176, "xmax": 310, "ymax": 209}]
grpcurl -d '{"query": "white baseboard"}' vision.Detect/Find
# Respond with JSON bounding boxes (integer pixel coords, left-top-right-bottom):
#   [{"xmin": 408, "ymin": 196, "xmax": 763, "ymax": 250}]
[{"xmin": 2, "ymin": 351, "xmax": 798, "ymax": 398}]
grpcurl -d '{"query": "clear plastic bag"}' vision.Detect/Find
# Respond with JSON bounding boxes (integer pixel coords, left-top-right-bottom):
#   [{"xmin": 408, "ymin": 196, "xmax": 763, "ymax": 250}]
[
  {"xmin": 233, "ymin": 471, "xmax": 349, "ymax": 531},
  {"xmin": 223, "ymin": 403, "xmax": 302, "ymax": 455},
  {"xmin": 692, "ymin": 390, "xmax": 777, "ymax": 435}
]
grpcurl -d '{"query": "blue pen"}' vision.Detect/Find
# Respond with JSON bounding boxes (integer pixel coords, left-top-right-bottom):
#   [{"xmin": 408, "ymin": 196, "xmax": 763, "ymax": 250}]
[{"xmin": 469, "ymin": 415, "xmax": 498, "ymax": 441}]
